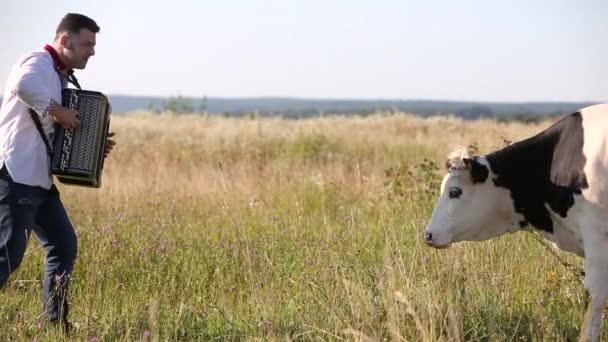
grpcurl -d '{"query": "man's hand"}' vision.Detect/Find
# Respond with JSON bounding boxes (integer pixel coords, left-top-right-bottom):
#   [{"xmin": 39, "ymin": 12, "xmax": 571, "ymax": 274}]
[
  {"xmin": 49, "ymin": 101, "xmax": 80, "ymax": 129},
  {"xmin": 104, "ymin": 132, "xmax": 116, "ymax": 158}
]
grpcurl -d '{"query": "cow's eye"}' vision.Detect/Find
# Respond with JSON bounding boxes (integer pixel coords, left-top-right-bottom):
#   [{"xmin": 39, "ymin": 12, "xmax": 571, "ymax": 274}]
[{"xmin": 449, "ymin": 187, "xmax": 462, "ymax": 199}]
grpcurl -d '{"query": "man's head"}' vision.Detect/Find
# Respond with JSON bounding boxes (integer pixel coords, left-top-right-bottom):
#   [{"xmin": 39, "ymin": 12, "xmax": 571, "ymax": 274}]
[{"xmin": 54, "ymin": 13, "xmax": 100, "ymax": 70}]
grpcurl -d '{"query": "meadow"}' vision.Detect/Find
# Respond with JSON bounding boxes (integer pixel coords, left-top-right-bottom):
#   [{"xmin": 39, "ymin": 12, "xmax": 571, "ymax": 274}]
[{"xmin": 0, "ymin": 112, "xmax": 592, "ymax": 341}]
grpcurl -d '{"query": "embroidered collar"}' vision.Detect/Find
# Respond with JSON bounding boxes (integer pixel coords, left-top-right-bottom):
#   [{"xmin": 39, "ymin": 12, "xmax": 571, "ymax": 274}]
[{"xmin": 44, "ymin": 44, "xmax": 68, "ymax": 72}]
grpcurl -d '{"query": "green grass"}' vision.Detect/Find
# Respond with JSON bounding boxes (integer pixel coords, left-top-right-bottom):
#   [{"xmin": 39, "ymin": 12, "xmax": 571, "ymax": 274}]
[{"xmin": 0, "ymin": 113, "xmax": 594, "ymax": 341}]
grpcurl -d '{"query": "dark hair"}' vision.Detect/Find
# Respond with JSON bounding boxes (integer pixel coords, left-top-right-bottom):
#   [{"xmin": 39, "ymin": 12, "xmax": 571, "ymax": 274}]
[{"xmin": 55, "ymin": 13, "xmax": 100, "ymax": 37}]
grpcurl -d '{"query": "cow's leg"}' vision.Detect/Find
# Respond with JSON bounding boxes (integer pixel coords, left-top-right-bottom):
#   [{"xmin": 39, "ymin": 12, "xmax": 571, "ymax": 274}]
[
  {"xmin": 579, "ymin": 221, "xmax": 608, "ymax": 342},
  {"xmin": 580, "ymin": 288, "xmax": 607, "ymax": 342}
]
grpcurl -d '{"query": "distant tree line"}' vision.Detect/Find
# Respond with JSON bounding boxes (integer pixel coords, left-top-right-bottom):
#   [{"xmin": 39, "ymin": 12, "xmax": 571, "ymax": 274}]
[
  {"xmin": 135, "ymin": 95, "xmax": 595, "ymax": 123},
  {"xmin": 147, "ymin": 96, "xmax": 208, "ymax": 114}
]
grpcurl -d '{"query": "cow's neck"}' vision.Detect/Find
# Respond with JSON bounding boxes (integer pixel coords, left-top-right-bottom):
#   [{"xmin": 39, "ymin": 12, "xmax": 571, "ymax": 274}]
[
  {"xmin": 483, "ymin": 113, "xmax": 588, "ymax": 235},
  {"xmin": 484, "ymin": 128, "xmax": 563, "ymax": 233}
]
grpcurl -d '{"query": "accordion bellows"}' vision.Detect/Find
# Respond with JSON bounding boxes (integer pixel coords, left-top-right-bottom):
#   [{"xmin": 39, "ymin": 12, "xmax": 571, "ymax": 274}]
[{"xmin": 52, "ymin": 89, "xmax": 111, "ymax": 188}]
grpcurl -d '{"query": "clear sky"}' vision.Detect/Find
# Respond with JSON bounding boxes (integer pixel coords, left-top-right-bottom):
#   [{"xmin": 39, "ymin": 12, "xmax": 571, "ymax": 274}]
[{"xmin": 1, "ymin": 0, "xmax": 606, "ymax": 102}]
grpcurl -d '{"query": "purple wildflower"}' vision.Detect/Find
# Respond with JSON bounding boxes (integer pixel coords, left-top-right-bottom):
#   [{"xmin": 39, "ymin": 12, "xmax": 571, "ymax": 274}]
[{"xmin": 422, "ymin": 255, "xmax": 430, "ymax": 265}]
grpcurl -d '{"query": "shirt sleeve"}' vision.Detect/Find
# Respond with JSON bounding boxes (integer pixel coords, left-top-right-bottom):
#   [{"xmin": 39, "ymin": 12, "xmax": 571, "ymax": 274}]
[{"xmin": 11, "ymin": 54, "xmax": 58, "ymax": 118}]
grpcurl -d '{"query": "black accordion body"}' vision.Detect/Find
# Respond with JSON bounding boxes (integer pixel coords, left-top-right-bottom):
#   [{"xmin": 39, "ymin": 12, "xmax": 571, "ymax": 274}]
[{"xmin": 51, "ymin": 89, "xmax": 111, "ymax": 188}]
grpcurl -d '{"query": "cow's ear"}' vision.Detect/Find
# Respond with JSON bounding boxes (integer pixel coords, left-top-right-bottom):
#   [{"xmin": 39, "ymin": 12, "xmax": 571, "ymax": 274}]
[{"xmin": 464, "ymin": 157, "xmax": 489, "ymax": 184}]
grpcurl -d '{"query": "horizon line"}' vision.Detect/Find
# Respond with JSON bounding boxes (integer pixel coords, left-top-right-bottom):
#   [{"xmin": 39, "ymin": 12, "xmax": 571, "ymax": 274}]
[{"xmin": 104, "ymin": 93, "xmax": 606, "ymax": 105}]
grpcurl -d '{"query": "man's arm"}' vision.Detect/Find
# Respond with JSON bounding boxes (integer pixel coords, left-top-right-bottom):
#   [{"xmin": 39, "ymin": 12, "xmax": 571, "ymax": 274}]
[
  {"xmin": 12, "ymin": 55, "xmax": 57, "ymax": 118},
  {"xmin": 12, "ymin": 55, "xmax": 80, "ymax": 129}
]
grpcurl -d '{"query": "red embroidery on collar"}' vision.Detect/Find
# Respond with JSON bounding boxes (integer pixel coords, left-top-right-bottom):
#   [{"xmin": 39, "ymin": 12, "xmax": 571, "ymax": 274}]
[{"xmin": 44, "ymin": 44, "xmax": 67, "ymax": 71}]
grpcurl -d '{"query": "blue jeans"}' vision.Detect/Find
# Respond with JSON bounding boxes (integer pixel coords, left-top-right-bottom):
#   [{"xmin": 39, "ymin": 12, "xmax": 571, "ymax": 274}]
[{"xmin": 0, "ymin": 164, "xmax": 77, "ymax": 325}]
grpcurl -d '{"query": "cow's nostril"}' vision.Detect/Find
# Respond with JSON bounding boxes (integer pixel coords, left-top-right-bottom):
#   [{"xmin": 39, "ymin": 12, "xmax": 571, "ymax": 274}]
[{"xmin": 424, "ymin": 232, "xmax": 433, "ymax": 243}]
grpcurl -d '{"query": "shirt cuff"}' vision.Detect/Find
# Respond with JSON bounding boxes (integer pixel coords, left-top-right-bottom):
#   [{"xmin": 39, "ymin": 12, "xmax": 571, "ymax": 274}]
[{"xmin": 33, "ymin": 98, "xmax": 57, "ymax": 119}]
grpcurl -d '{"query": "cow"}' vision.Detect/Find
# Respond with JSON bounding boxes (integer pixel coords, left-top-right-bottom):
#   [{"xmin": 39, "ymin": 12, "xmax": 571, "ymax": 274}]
[{"xmin": 423, "ymin": 103, "xmax": 608, "ymax": 341}]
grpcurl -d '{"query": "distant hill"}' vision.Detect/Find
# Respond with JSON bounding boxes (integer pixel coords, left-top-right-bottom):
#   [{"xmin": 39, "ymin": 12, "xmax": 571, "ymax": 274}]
[
  {"xmin": 105, "ymin": 95, "xmax": 601, "ymax": 121},
  {"xmin": 1, "ymin": 94, "xmax": 602, "ymax": 121}
]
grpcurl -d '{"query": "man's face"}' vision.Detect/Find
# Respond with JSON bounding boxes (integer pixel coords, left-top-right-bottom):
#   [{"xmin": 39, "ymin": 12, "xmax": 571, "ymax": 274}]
[{"xmin": 62, "ymin": 28, "xmax": 96, "ymax": 70}]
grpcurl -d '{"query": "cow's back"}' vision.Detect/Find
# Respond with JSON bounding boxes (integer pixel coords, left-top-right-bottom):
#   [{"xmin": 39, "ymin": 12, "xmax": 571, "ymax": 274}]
[{"xmin": 580, "ymin": 104, "xmax": 608, "ymax": 207}]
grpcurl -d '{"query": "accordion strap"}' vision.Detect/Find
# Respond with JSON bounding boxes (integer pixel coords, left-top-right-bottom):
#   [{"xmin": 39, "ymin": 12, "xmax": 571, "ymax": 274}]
[
  {"xmin": 65, "ymin": 71, "xmax": 82, "ymax": 90},
  {"xmin": 29, "ymin": 108, "xmax": 53, "ymax": 159}
]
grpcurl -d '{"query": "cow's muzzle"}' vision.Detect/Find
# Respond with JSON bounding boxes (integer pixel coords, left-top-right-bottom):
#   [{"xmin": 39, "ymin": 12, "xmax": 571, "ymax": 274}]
[{"xmin": 423, "ymin": 230, "xmax": 451, "ymax": 249}]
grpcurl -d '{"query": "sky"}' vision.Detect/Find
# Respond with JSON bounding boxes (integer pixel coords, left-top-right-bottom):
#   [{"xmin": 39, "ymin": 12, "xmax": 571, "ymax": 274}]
[{"xmin": 1, "ymin": 0, "xmax": 607, "ymax": 102}]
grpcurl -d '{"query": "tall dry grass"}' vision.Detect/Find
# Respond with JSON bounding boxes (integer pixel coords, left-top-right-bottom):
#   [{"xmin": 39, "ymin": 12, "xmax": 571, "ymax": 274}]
[{"xmin": 0, "ymin": 112, "xmax": 592, "ymax": 341}]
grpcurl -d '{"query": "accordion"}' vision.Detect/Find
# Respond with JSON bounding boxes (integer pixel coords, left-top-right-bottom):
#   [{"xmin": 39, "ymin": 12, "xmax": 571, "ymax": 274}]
[{"xmin": 51, "ymin": 89, "xmax": 111, "ymax": 188}]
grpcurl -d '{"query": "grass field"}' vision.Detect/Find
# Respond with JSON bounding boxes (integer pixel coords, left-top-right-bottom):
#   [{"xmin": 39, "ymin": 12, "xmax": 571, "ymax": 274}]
[{"xmin": 0, "ymin": 112, "xmax": 593, "ymax": 341}]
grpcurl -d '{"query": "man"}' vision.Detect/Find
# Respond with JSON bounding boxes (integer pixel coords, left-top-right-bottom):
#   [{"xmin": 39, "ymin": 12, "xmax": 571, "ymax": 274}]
[{"xmin": 0, "ymin": 13, "xmax": 115, "ymax": 333}]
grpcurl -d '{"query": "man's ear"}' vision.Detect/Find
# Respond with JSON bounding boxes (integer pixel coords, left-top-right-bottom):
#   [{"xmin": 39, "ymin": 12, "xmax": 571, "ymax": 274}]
[
  {"xmin": 463, "ymin": 157, "xmax": 488, "ymax": 184},
  {"xmin": 58, "ymin": 33, "xmax": 70, "ymax": 48}
]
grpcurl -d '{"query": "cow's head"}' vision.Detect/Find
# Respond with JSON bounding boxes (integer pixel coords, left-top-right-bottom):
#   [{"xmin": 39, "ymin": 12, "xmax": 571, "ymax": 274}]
[{"xmin": 424, "ymin": 147, "xmax": 519, "ymax": 248}]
